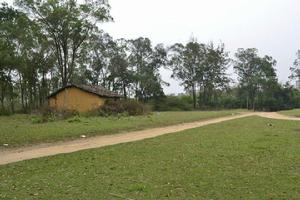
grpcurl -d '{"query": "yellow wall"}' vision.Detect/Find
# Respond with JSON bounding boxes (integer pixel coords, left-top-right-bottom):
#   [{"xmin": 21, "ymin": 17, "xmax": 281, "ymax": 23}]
[{"xmin": 49, "ymin": 87, "xmax": 106, "ymax": 113}]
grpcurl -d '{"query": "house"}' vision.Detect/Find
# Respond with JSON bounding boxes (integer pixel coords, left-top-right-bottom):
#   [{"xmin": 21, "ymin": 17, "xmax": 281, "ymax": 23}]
[{"xmin": 47, "ymin": 84, "xmax": 121, "ymax": 112}]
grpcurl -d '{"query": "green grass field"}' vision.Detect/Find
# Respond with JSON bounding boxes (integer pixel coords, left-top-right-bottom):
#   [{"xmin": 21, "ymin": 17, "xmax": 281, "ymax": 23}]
[
  {"xmin": 279, "ymin": 109, "xmax": 300, "ymax": 117},
  {"xmin": 0, "ymin": 110, "xmax": 240, "ymax": 148},
  {"xmin": 1, "ymin": 116, "xmax": 300, "ymax": 199}
]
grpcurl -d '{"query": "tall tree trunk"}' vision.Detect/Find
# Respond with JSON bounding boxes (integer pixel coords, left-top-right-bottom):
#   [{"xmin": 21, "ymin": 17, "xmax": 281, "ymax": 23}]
[
  {"xmin": 29, "ymin": 85, "xmax": 33, "ymax": 112},
  {"xmin": 10, "ymin": 86, "xmax": 14, "ymax": 113},
  {"xmin": 0, "ymin": 88, "xmax": 4, "ymax": 110},
  {"xmin": 33, "ymin": 82, "xmax": 37, "ymax": 109},
  {"xmin": 246, "ymin": 93, "xmax": 249, "ymax": 110},
  {"xmin": 20, "ymin": 83, "xmax": 25, "ymax": 111},
  {"xmin": 41, "ymin": 70, "xmax": 47, "ymax": 106},
  {"xmin": 123, "ymin": 82, "xmax": 127, "ymax": 99},
  {"xmin": 192, "ymin": 84, "xmax": 196, "ymax": 109},
  {"xmin": 0, "ymin": 82, "xmax": 7, "ymax": 110}
]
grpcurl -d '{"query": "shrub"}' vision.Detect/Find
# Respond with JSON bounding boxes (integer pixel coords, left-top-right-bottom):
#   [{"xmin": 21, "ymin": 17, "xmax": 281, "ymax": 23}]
[
  {"xmin": 98, "ymin": 100, "xmax": 151, "ymax": 116},
  {"xmin": 150, "ymin": 95, "xmax": 194, "ymax": 111},
  {"xmin": 31, "ymin": 116, "xmax": 44, "ymax": 124},
  {"xmin": 67, "ymin": 116, "xmax": 81, "ymax": 123},
  {"xmin": 0, "ymin": 108, "xmax": 11, "ymax": 116},
  {"xmin": 57, "ymin": 109, "xmax": 79, "ymax": 119},
  {"xmin": 123, "ymin": 100, "xmax": 151, "ymax": 116},
  {"xmin": 33, "ymin": 105, "xmax": 79, "ymax": 123}
]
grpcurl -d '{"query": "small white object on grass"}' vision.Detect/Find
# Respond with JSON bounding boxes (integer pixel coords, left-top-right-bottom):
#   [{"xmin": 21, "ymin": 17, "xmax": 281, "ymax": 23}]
[
  {"xmin": 80, "ymin": 135, "xmax": 87, "ymax": 138},
  {"xmin": 3, "ymin": 144, "xmax": 8, "ymax": 147}
]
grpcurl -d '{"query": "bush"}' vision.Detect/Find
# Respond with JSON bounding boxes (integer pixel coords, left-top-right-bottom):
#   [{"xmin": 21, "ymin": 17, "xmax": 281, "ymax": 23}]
[
  {"xmin": 57, "ymin": 109, "xmax": 79, "ymax": 119},
  {"xmin": 0, "ymin": 108, "xmax": 12, "ymax": 116},
  {"xmin": 98, "ymin": 100, "xmax": 151, "ymax": 116},
  {"xmin": 150, "ymin": 95, "xmax": 194, "ymax": 111},
  {"xmin": 67, "ymin": 116, "xmax": 82, "ymax": 123},
  {"xmin": 31, "ymin": 116, "xmax": 44, "ymax": 124},
  {"xmin": 32, "ymin": 105, "xmax": 79, "ymax": 123}
]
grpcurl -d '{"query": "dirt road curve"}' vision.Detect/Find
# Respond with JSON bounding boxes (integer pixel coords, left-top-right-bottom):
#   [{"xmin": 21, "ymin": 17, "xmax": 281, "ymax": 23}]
[
  {"xmin": 256, "ymin": 112, "xmax": 300, "ymax": 120},
  {"xmin": 0, "ymin": 112, "xmax": 299, "ymax": 165}
]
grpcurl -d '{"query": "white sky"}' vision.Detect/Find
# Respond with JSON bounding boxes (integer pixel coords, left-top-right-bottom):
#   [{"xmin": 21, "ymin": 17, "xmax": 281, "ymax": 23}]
[{"xmin": 2, "ymin": 0, "xmax": 300, "ymax": 94}]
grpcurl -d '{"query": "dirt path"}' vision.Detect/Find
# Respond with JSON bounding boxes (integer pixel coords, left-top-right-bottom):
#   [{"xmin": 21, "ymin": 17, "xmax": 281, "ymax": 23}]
[
  {"xmin": 0, "ymin": 112, "xmax": 299, "ymax": 165},
  {"xmin": 256, "ymin": 112, "xmax": 300, "ymax": 120}
]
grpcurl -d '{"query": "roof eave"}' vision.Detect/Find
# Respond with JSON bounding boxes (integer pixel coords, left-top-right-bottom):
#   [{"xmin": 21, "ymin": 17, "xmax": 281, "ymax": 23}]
[{"xmin": 47, "ymin": 84, "xmax": 122, "ymax": 99}]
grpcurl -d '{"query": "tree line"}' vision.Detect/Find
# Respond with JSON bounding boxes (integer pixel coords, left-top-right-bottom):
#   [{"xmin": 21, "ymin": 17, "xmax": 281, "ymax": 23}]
[{"xmin": 1, "ymin": 0, "xmax": 300, "ymax": 114}]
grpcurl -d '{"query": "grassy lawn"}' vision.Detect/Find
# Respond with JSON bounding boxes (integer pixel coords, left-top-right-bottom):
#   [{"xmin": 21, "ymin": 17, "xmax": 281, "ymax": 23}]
[
  {"xmin": 279, "ymin": 109, "xmax": 300, "ymax": 117},
  {"xmin": 1, "ymin": 116, "xmax": 300, "ymax": 199},
  {"xmin": 0, "ymin": 110, "xmax": 241, "ymax": 148}
]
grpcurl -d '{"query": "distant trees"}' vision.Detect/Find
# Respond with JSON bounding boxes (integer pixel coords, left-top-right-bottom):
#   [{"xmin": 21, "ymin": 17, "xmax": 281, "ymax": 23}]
[
  {"xmin": 168, "ymin": 41, "xmax": 203, "ymax": 108},
  {"xmin": 82, "ymin": 36, "xmax": 168, "ymax": 101},
  {"xmin": 199, "ymin": 43, "xmax": 230, "ymax": 107},
  {"xmin": 15, "ymin": 0, "xmax": 112, "ymax": 86},
  {"xmin": 0, "ymin": 1, "xmax": 300, "ymax": 114},
  {"xmin": 107, "ymin": 38, "xmax": 131, "ymax": 98},
  {"xmin": 169, "ymin": 40, "xmax": 230, "ymax": 108},
  {"xmin": 83, "ymin": 31, "xmax": 115, "ymax": 87},
  {"xmin": 127, "ymin": 38, "xmax": 167, "ymax": 101},
  {"xmin": 1, "ymin": 0, "xmax": 113, "ymax": 112},
  {"xmin": 1, "ymin": 3, "xmax": 56, "ymax": 112},
  {"xmin": 290, "ymin": 50, "xmax": 300, "ymax": 81},
  {"xmin": 234, "ymin": 48, "xmax": 279, "ymax": 111},
  {"xmin": 0, "ymin": 4, "xmax": 17, "ymax": 111}
]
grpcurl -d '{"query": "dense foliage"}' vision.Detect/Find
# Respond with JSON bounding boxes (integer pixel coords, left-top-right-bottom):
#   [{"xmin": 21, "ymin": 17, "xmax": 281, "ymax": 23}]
[
  {"xmin": 150, "ymin": 95, "xmax": 194, "ymax": 111},
  {"xmin": 0, "ymin": 1, "xmax": 300, "ymax": 115},
  {"xmin": 97, "ymin": 100, "xmax": 151, "ymax": 116}
]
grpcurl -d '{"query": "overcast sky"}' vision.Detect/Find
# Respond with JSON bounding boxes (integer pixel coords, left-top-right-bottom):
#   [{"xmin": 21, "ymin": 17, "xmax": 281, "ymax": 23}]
[
  {"xmin": 3, "ymin": 0, "xmax": 300, "ymax": 94},
  {"xmin": 101, "ymin": 0, "xmax": 300, "ymax": 94}
]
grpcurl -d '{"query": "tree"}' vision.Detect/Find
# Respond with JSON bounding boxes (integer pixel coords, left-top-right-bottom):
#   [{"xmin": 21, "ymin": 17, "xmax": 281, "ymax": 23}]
[
  {"xmin": 169, "ymin": 41, "xmax": 205, "ymax": 108},
  {"xmin": 128, "ymin": 37, "xmax": 167, "ymax": 101},
  {"xmin": 108, "ymin": 38, "xmax": 133, "ymax": 98},
  {"xmin": 78, "ymin": 31, "xmax": 114, "ymax": 86},
  {"xmin": 0, "ymin": 3, "xmax": 17, "ymax": 111},
  {"xmin": 15, "ymin": 0, "xmax": 112, "ymax": 86},
  {"xmin": 169, "ymin": 40, "xmax": 229, "ymax": 108},
  {"xmin": 290, "ymin": 50, "xmax": 300, "ymax": 82},
  {"xmin": 199, "ymin": 42, "xmax": 230, "ymax": 107},
  {"xmin": 1, "ymin": 3, "xmax": 58, "ymax": 112},
  {"xmin": 234, "ymin": 48, "xmax": 278, "ymax": 110},
  {"xmin": 0, "ymin": 3, "xmax": 37, "ymax": 111}
]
